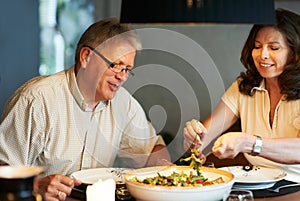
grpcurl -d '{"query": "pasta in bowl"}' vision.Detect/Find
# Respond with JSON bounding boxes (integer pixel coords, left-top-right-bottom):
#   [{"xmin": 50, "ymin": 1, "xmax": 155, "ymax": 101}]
[{"xmin": 124, "ymin": 166, "xmax": 235, "ymax": 201}]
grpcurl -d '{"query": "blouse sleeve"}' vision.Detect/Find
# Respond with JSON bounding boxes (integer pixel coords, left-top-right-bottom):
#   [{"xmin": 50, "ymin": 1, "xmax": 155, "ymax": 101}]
[{"xmin": 221, "ymin": 80, "xmax": 240, "ymax": 118}]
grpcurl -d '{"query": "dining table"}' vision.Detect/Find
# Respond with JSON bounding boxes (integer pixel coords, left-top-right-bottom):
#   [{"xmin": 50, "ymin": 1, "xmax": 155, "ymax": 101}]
[
  {"xmin": 66, "ymin": 171, "xmax": 300, "ymax": 201},
  {"xmin": 67, "ymin": 152, "xmax": 300, "ymax": 201},
  {"xmin": 67, "ymin": 190, "xmax": 300, "ymax": 201},
  {"xmin": 66, "ymin": 169, "xmax": 300, "ymax": 201},
  {"xmin": 67, "ymin": 177, "xmax": 300, "ymax": 201},
  {"xmin": 254, "ymin": 191, "xmax": 300, "ymax": 201}
]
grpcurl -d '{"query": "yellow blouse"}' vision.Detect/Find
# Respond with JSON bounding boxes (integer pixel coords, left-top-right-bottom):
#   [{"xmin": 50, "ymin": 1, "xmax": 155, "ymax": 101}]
[{"xmin": 222, "ymin": 80, "xmax": 300, "ymax": 182}]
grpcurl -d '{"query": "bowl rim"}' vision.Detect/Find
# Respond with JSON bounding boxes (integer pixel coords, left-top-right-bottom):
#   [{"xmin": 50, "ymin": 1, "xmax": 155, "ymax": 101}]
[
  {"xmin": 0, "ymin": 165, "xmax": 45, "ymax": 179},
  {"xmin": 124, "ymin": 165, "xmax": 234, "ymax": 191}
]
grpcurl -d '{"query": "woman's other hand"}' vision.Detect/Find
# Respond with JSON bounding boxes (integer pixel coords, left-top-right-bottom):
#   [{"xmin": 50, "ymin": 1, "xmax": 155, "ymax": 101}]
[{"xmin": 212, "ymin": 132, "xmax": 256, "ymax": 159}]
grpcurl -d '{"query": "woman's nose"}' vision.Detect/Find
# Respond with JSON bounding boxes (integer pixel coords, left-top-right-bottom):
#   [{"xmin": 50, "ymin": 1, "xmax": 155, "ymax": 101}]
[{"xmin": 261, "ymin": 47, "xmax": 269, "ymax": 59}]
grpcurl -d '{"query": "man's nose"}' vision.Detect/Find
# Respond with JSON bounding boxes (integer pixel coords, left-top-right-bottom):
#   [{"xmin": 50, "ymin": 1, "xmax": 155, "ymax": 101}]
[{"xmin": 115, "ymin": 70, "xmax": 128, "ymax": 81}]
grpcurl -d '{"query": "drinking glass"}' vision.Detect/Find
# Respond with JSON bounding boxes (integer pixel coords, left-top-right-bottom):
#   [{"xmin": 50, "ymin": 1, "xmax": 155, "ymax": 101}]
[
  {"xmin": 110, "ymin": 168, "xmax": 132, "ymax": 200},
  {"xmin": 223, "ymin": 189, "xmax": 254, "ymax": 201}
]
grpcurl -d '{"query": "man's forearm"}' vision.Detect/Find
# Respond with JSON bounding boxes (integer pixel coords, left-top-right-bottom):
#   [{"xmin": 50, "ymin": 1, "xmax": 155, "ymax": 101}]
[{"xmin": 146, "ymin": 145, "xmax": 172, "ymax": 166}]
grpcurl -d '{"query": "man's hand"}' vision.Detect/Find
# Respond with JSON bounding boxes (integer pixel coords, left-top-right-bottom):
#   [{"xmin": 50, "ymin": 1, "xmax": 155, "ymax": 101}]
[{"xmin": 35, "ymin": 174, "xmax": 82, "ymax": 201}]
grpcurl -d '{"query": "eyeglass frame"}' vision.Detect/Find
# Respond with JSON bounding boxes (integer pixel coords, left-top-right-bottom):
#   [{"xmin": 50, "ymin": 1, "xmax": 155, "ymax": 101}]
[{"xmin": 83, "ymin": 45, "xmax": 135, "ymax": 77}]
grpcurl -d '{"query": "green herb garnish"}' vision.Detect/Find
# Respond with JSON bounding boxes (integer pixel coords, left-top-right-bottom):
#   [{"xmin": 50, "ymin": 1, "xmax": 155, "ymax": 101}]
[{"xmin": 180, "ymin": 149, "xmax": 205, "ymax": 176}]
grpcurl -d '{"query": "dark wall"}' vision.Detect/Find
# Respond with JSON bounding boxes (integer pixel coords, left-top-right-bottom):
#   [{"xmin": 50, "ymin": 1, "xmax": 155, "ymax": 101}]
[{"xmin": 0, "ymin": 1, "xmax": 39, "ymax": 115}]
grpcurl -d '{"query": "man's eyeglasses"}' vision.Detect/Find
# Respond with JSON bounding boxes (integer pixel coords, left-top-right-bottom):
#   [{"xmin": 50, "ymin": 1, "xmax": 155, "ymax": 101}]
[{"xmin": 83, "ymin": 45, "xmax": 134, "ymax": 77}]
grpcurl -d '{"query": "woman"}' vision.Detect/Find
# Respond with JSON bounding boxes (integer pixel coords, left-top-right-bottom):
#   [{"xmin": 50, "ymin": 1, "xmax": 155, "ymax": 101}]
[{"xmin": 184, "ymin": 8, "xmax": 300, "ymax": 182}]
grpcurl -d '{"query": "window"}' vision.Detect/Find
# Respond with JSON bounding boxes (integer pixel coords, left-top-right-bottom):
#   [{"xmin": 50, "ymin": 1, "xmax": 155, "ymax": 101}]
[{"xmin": 39, "ymin": 0, "xmax": 94, "ymax": 75}]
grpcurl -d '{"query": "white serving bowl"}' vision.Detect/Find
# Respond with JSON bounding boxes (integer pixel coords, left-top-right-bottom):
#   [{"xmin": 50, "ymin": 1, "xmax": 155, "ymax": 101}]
[{"xmin": 124, "ymin": 166, "xmax": 234, "ymax": 201}]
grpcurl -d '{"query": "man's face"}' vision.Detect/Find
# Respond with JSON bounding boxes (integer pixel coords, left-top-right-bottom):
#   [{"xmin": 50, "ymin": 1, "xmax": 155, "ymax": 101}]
[{"xmin": 85, "ymin": 42, "xmax": 136, "ymax": 102}]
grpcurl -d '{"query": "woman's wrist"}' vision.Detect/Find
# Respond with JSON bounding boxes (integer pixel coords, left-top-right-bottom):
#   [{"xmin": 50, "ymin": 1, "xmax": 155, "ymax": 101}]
[
  {"xmin": 249, "ymin": 135, "xmax": 263, "ymax": 156},
  {"xmin": 241, "ymin": 133, "xmax": 258, "ymax": 154}
]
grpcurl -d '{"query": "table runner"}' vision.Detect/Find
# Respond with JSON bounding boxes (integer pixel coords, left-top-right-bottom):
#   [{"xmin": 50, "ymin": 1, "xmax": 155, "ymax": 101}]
[{"xmin": 251, "ymin": 180, "xmax": 300, "ymax": 198}]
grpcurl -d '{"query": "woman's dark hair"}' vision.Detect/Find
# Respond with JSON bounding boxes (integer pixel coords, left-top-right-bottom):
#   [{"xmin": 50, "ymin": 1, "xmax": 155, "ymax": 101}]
[{"xmin": 239, "ymin": 8, "xmax": 300, "ymax": 100}]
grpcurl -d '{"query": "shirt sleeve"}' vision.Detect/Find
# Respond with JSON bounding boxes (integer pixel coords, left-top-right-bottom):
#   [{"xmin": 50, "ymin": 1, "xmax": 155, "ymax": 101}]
[
  {"xmin": 221, "ymin": 80, "xmax": 240, "ymax": 117},
  {"xmin": 0, "ymin": 91, "xmax": 45, "ymax": 166},
  {"xmin": 114, "ymin": 89, "xmax": 166, "ymax": 168}
]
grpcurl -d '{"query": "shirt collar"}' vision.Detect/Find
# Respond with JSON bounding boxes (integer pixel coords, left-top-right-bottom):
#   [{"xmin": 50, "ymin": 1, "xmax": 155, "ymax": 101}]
[
  {"xmin": 67, "ymin": 66, "xmax": 108, "ymax": 112},
  {"xmin": 250, "ymin": 79, "xmax": 287, "ymax": 101},
  {"xmin": 250, "ymin": 79, "xmax": 266, "ymax": 95}
]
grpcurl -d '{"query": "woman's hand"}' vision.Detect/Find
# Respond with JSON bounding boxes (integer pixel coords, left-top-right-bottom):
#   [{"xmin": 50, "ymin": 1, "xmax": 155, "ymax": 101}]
[
  {"xmin": 35, "ymin": 174, "xmax": 82, "ymax": 201},
  {"xmin": 183, "ymin": 119, "xmax": 208, "ymax": 151},
  {"xmin": 212, "ymin": 132, "xmax": 255, "ymax": 159}
]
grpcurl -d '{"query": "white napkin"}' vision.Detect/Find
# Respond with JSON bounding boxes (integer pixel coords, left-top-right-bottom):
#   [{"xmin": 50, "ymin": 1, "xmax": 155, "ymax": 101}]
[{"xmin": 86, "ymin": 178, "xmax": 116, "ymax": 201}]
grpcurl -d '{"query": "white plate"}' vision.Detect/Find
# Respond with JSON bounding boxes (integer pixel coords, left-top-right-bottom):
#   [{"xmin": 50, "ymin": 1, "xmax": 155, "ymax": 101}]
[
  {"xmin": 219, "ymin": 166, "xmax": 286, "ymax": 190},
  {"xmin": 233, "ymin": 182, "xmax": 277, "ymax": 190},
  {"xmin": 70, "ymin": 168, "xmax": 131, "ymax": 184}
]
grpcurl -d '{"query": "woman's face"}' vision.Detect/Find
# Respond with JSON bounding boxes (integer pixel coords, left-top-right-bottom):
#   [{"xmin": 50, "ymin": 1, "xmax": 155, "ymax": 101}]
[{"xmin": 252, "ymin": 27, "xmax": 290, "ymax": 80}]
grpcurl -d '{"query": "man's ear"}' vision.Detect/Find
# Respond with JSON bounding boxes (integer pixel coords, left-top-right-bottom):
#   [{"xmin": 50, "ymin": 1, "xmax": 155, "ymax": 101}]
[{"xmin": 79, "ymin": 47, "xmax": 91, "ymax": 68}]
